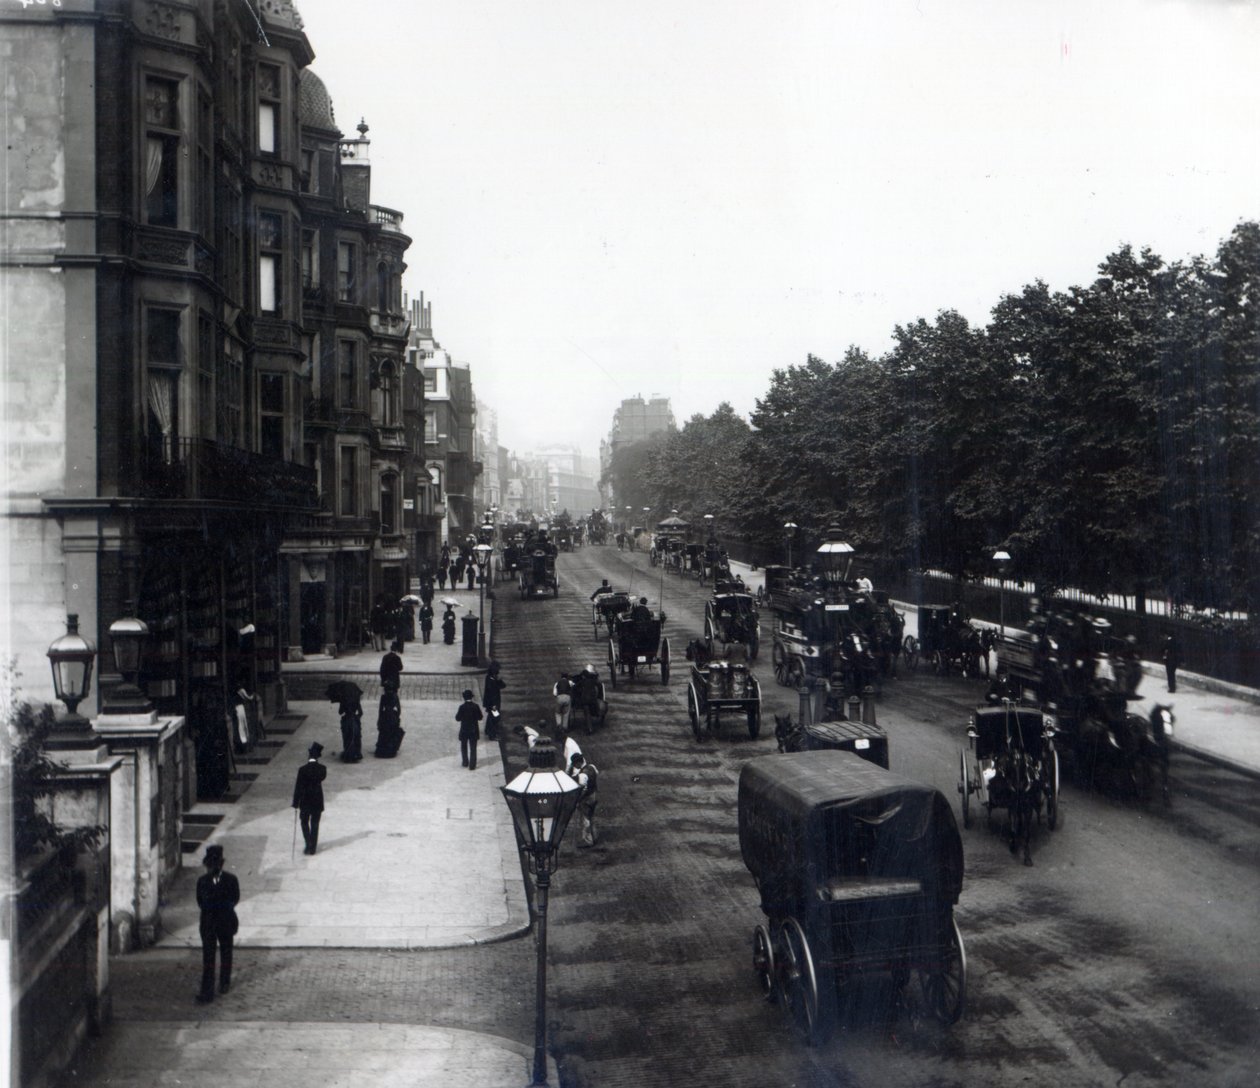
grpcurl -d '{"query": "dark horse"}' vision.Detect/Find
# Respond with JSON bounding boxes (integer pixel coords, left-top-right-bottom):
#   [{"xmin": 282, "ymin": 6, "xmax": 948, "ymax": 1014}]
[{"xmin": 1076, "ymin": 695, "xmax": 1174, "ymax": 805}]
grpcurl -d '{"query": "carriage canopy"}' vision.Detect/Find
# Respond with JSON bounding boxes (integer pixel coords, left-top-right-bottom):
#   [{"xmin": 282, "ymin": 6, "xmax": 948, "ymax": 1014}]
[
  {"xmin": 972, "ymin": 706, "xmax": 1051, "ymax": 762},
  {"xmin": 739, "ymin": 751, "xmax": 963, "ymax": 915}
]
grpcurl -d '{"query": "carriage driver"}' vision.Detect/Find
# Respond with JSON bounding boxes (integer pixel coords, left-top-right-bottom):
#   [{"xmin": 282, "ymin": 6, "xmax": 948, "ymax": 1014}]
[
  {"xmin": 590, "ymin": 579, "xmax": 614, "ymax": 601},
  {"xmin": 630, "ymin": 597, "xmax": 653, "ymax": 622}
]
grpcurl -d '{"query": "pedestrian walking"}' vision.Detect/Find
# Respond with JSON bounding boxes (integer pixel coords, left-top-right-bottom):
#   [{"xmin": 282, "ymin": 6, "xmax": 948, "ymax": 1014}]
[
  {"xmin": 194, "ymin": 844, "xmax": 240, "ymax": 1003},
  {"xmin": 420, "ymin": 577, "xmax": 435, "ymax": 609},
  {"xmin": 335, "ymin": 685, "xmax": 363, "ymax": 762},
  {"xmin": 418, "ymin": 603, "xmax": 434, "ymax": 644},
  {"xmin": 369, "ymin": 595, "xmax": 389, "ymax": 652},
  {"xmin": 395, "ymin": 602, "xmax": 412, "ymax": 650},
  {"xmin": 569, "ymin": 752, "xmax": 600, "ymax": 847},
  {"xmin": 380, "ymin": 647, "xmax": 403, "ymax": 690},
  {"xmin": 441, "ymin": 605, "xmax": 456, "ymax": 645},
  {"xmin": 292, "ymin": 742, "xmax": 328, "ymax": 854},
  {"xmin": 374, "ymin": 686, "xmax": 405, "ymax": 758},
  {"xmin": 453, "ymin": 553, "xmax": 466, "ymax": 587},
  {"xmin": 456, "ymin": 688, "xmax": 483, "ymax": 769},
  {"xmin": 466, "ymin": 560, "xmax": 476, "ymax": 590},
  {"xmin": 1162, "ymin": 633, "xmax": 1182, "ymax": 693},
  {"xmin": 553, "ymin": 672, "xmax": 573, "ymax": 732},
  {"xmin": 483, "ymin": 660, "xmax": 506, "ymax": 740},
  {"xmin": 438, "ymin": 546, "xmax": 450, "ymax": 589}
]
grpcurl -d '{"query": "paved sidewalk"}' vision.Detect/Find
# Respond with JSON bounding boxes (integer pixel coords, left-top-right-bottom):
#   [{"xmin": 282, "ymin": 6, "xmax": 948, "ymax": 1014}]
[{"xmin": 62, "ymin": 587, "xmax": 562, "ymax": 1087}]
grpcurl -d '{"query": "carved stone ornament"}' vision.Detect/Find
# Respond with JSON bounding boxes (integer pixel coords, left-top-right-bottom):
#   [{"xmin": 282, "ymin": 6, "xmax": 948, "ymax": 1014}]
[
  {"xmin": 255, "ymin": 323, "xmax": 291, "ymax": 346},
  {"xmin": 137, "ymin": 236, "xmax": 189, "ymax": 266},
  {"xmin": 257, "ymin": 162, "xmax": 284, "ymax": 188},
  {"xmin": 145, "ymin": 2, "xmax": 182, "ymax": 41}
]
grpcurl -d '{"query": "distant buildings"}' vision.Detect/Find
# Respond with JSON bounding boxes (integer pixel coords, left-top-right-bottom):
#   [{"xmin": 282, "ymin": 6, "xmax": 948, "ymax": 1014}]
[{"xmin": 600, "ymin": 394, "xmax": 676, "ymax": 507}]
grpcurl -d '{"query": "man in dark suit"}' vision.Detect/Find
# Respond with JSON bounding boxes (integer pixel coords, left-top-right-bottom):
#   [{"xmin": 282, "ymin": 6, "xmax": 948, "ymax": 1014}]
[
  {"xmin": 195, "ymin": 844, "xmax": 240, "ymax": 1003},
  {"xmin": 292, "ymin": 741, "xmax": 328, "ymax": 855}
]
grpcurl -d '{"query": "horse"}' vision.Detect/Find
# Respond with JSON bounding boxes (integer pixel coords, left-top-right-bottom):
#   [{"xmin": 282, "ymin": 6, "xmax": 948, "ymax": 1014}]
[
  {"xmin": 774, "ymin": 712, "xmax": 807, "ymax": 753},
  {"xmin": 1075, "ymin": 688, "xmax": 1173, "ymax": 805}
]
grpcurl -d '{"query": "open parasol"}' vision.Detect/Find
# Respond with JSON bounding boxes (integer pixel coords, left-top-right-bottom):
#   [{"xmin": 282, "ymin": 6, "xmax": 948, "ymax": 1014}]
[
  {"xmin": 441, "ymin": 596, "xmax": 459, "ymax": 607},
  {"xmin": 399, "ymin": 594, "xmax": 421, "ymax": 605}
]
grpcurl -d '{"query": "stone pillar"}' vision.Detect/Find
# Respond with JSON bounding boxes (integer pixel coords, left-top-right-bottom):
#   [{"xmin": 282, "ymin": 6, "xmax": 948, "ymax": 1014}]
[{"xmin": 92, "ymin": 711, "xmax": 186, "ymax": 951}]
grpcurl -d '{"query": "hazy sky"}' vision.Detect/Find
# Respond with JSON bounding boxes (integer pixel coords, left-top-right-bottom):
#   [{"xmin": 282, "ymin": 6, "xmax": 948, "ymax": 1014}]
[{"xmin": 295, "ymin": 0, "xmax": 1260, "ymax": 457}]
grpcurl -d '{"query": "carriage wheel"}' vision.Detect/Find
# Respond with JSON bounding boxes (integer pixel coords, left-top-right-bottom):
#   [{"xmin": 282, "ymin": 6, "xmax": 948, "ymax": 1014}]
[
  {"xmin": 753, "ymin": 925, "xmax": 776, "ymax": 1002},
  {"xmin": 553, "ymin": 581, "xmax": 559, "ymax": 598},
  {"xmin": 919, "ymin": 915, "xmax": 967, "ymax": 1026},
  {"xmin": 932, "ymin": 650, "xmax": 947, "ymax": 676},
  {"xmin": 1045, "ymin": 748, "xmax": 1061, "ymax": 830},
  {"xmin": 687, "ymin": 683, "xmax": 703, "ymax": 741},
  {"xmin": 903, "ymin": 635, "xmax": 920, "ymax": 672},
  {"xmin": 659, "ymin": 638, "xmax": 671, "ymax": 685},
  {"xmin": 747, "ymin": 681, "xmax": 762, "ymax": 740},
  {"xmin": 959, "ymin": 749, "xmax": 972, "ymax": 830},
  {"xmin": 777, "ymin": 918, "xmax": 826, "ymax": 1045}
]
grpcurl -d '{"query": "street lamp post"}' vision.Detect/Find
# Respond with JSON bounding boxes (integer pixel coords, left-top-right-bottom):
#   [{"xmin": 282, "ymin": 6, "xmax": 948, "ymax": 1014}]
[
  {"xmin": 814, "ymin": 524, "xmax": 854, "ymax": 584},
  {"xmin": 993, "ymin": 549, "xmax": 1012, "ymax": 638},
  {"xmin": 500, "ymin": 739, "xmax": 583, "ymax": 1086},
  {"xmin": 47, "ymin": 614, "xmax": 98, "ymax": 732},
  {"xmin": 474, "ymin": 542, "xmax": 493, "ymax": 666},
  {"xmin": 783, "ymin": 521, "xmax": 799, "ymax": 568}
]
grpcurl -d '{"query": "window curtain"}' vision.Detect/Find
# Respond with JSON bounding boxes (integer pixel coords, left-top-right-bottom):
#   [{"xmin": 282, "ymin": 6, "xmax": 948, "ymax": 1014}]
[
  {"xmin": 148, "ymin": 371, "xmax": 174, "ymax": 463},
  {"xmin": 145, "ymin": 137, "xmax": 164, "ymax": 196}
]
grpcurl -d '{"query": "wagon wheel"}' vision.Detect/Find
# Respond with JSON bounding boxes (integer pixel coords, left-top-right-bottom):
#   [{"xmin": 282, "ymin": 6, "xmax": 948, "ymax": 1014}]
[
  {"xmin": 777, "ymin": 917, "xmax": 826, "ymax": 1046},
  {"xmin": 607, "ymin": 638, "xmax": 618, "ymax": 689},
  {"xmin": 786, "ymin": 659, "xmax": 805, "ymax": 690},
  {"xmin": 552, "ymin": 580, "xmax": 559, "ymax": 598},
  {"xmin": 903, "ymin": 635, "xmax": 920, "ymax": 672},
  {"xmin": 752, "ymin": 924, "xmax": 776, "ymax": 1002},
  {"xmin": 1045, "ymin": 748, "xmax": 1061, "ymax": 831},
  {"xmin": 932, "ymin": 650, "xmax": 947, "ymax": 676},
  {"xmin": 747, "ymin": 678, "xmax": 762, "ymax": 740},
  {"xmin": 660, "ymin": 637, "xmax": 671, "ymax": 685},
  {"xmin": 959, "ymin": 749, "xmax": 972, "ymax": 829},
  {"xmin": 749, "ymin": 627, "xmax": 760, "ymax": 661},
  {"xmin": 687, "ymin": 682, "xmax": 703, "ymax": 741},
  {"xmin": 919, "ymin": 914, "xmax": 967, "ymax": 1026}
]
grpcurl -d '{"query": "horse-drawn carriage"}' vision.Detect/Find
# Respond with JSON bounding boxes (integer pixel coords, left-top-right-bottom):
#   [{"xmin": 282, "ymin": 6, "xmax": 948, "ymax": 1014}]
[
  {"xmin": 907, "ymin": 605, "xmax": 985, "ymax": 677},
  {"xmin": 959, "ymin": 701, "xmax": 1060, "ymax": 866},
  {"xmin": 773, "ymin": 715, "xmax": 889, "ymax": 769},
  {"xmin": 995, "ymin": 606, "xmax": 1172, "ymax": 803},
  {"xmin": 591, "ymin": 591, "xmax": 631, "ymax": 641},
  {"xmin": 518, "ymin": 550, "xmax": 558, "ymax": 599},
  {"xmin": 704, "ymin": 586, "xmax": 760, "ymax": 659},
  {"xmin": 683, "ymin": 542, "xmax": 707, "ymax": 581},
  {"xmin": 686, "ymin": 660, "xmax": 762, "ymax": 740},
  {"xmin": 764, "ymin": 566, "xmax": 878, "ymax": 698},
  {"xmin": 703, "ymin": 540, "xmax": 731, "ymax": 583},
  {"xmin": 608, "ymin": 610, "xmax": 671, "ymax": 687},
  {"xmin": 739, "ymin": 751, "xmax": 967, "ymax": 1045}
]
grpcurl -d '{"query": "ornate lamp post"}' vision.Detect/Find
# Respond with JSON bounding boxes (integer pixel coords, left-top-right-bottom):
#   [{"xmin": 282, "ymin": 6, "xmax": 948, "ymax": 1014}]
[
  {"xmin": 814, "ymin": 524, "xmax": 854, "ymax": 584},
  {"xmin": 623, "ymin": 505, "xmax": 631, "ymax": 532},
  {"xmin": 783, "ymin": 521, "xmax": 799, "ymax": 568},
  {"xmin": 46, "ymin": 614, "xmax": 97, "ymax": 732},
  {"xmin": 104, "ymin": 614, "xmax": 153, "ymax": 717},
  {"xmin": 993, "ymin": 549, "xmax": 1012, "ymax": 638},
  {"xmin": 474, "ymin": 541, "xmax": 493, "ymax": 666},
  {"xmin": 500, "ymin": 739, "xmax": 583, "ymax": 1086}
]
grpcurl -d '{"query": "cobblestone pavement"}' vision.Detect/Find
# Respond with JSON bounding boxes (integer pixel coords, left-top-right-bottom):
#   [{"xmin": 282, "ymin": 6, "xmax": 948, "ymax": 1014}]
[{"xmin": 284, "ymin": 672, "xmax": 470, "ymax": 703}]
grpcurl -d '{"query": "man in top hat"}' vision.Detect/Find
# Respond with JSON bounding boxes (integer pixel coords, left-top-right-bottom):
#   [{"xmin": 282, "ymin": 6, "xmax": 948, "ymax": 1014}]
[
  {"xmin": 292, "ymin": 742, "xmax": 328, "ymax": 855},
  {"xmin": 195, "ymin": 844, "xmax": 240, "ymax": 1003}
]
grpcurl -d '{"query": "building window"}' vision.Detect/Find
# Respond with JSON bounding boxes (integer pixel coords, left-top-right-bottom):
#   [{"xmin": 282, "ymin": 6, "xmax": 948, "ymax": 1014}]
[
  {"xmin": 259, "ymin": 373, "xmax": 285, "ymax": 460},
  {"xmin": 377, "ymin": 262, "xmax": 390, "ymax": 312},
  {"xmin": 423, "ymin": 370, "xmax": 437, "ymax": 394},
  {"xmin": 338, "ymin": 340, "xmax": 357, "ymax": 407},
  {"xmin": 339, "ymin": 446, "xmax": 358, "ymax": 515},
  {"xmin": 301, "ymin": 229, "xmax": 318, "ymax": 290},
  {"xmin": 144, "ymin": 76, "xmax": 180, "ymax": 227},
  {"xmin": 145, "ymin": 308, "xmax": 183, "ymax": 461},
  {"xmin": 219, "ymin": 344, "xmax": 243, "ymax": 445},
  {"xmin": 196, "ymin": 91, "xmax": 213, "ymax": 237},
  {"xmin": 337, "ymin": 241, "xmax": 356, "ymax": 302},
  {"xmin": 300, "ymin": 148, "xmax": 316, "ymax": 193},
  {"xmin": 374, "ymin": 360, "xmax": 398, "ymax": 427},
  {"xmin": 380, "ymin": 473, "xmax": 398, "ymax": 534},
  {"xmin": 197, "ymin": 312, "xmax": 215, "ymax": 438},
  {"xmin": 258, "ymin": 63, "xmax": 280, "ymax": 153},
  {"xmin": 425, "ymin": 409, "xmax": 438, "ymax": 444},
  {"xmin": 258, "ymin": 211, "xmax": 282, "ymax": 313}
]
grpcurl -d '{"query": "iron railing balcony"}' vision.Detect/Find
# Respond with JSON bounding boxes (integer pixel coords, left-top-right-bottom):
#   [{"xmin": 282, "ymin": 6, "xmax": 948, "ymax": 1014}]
[{"xmin": 138, "ymin": 438, "xmax": 319, "ymax": 509}]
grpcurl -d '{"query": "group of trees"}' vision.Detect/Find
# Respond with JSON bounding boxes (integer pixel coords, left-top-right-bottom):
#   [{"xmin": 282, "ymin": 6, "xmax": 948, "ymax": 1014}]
[{"xmin": 603, "ymin": 222, "xmax": 1260, "ymax": 614}]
